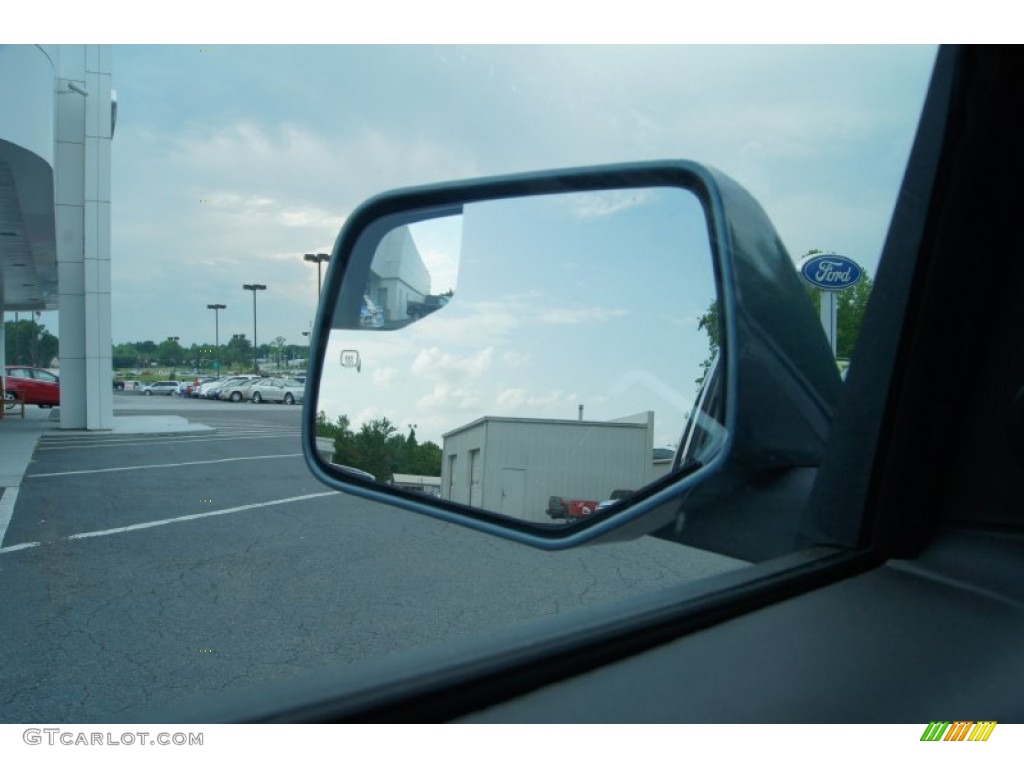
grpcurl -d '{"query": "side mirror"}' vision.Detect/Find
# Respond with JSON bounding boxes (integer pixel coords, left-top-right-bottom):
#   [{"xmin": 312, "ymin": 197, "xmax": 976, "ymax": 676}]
[{"xmin": 303, "ymin": 161, "xmax": 840, "ymax": 552}]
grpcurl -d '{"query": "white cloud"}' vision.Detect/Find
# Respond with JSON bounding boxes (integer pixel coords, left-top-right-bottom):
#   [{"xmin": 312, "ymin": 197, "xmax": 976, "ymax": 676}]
[
  {"xmin": 372, "ymin": 367, "xmax": 398, "ymax": 387},
  {"xmin": 418, "ymin": 246, "xmax": 460, "ymax": 296},
  {"xmin": 416, "ymin": 382, "xmax": 450, "ymax": 410},
  {"xmin": 415, "ymin": 382, "xmax": 483, "ymax": 413},
  {"xmin": 410, "ymin": 346, "xmax": 494, "ymax": 380},
  {"xmin": 564, "ymin": 189, "xmax": 654, "ymax": 219},
  {"xmin": 351, "ymin": 405, "xmax": 385, "ymax": 429},
  {"xmin": 496, "ymin": 388, "xmax": 575, "ymax": 409},
  {"xmin": 502, "ymin": 350, "xmax": 531, "ymax": 368},
  {"xmin": 537, "ymin": 307, "xmax": 629, "ymax": 325},
  {"xmin": 417, "ymin": 301, "xmax": 523, "ymax": 345},
  {"xmin": 109, "ymin": 45, "xmax": 934, "ymax": 358}
]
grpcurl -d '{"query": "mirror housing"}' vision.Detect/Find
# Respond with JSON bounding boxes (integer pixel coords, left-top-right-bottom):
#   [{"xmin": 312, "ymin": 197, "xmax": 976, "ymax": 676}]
[{"xmin": 303, "ymin": 161, "xmax": 840, "ymax": 555}]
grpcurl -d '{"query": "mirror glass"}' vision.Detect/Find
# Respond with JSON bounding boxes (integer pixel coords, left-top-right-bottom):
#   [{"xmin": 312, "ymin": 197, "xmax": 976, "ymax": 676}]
[{"xmin": 316, "ymin": 186, "xmax": 724, "ymax": 526}]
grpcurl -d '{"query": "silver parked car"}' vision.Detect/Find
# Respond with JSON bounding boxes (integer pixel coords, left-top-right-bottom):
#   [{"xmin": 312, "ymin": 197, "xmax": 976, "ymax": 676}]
[
  {"xmin": 141, "ymin": 381, "xmax": 180, "ymax": 396},
  {"xmin": 194, "ymin": 378, "xmax": 223, "ymax": 398},
  {"xmin": 245, "ymin": 377, "xmax": 304, "ymax": 405},
  {"xmin": 218, "ymin": 375, "xmax": 262, "ymax": 402}
]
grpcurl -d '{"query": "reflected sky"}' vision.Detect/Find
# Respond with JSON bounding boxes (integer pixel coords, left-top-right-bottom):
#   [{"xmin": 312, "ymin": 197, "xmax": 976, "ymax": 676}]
[{"xmin": 319, "ymin": 186, "xmax": 715, "ymax": 449}]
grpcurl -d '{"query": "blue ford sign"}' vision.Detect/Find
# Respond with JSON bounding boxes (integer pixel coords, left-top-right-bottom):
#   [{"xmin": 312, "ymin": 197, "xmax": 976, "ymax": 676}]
[{"xmin": 799, "ymin": 254, "xmax": 863, "ymax": 291}]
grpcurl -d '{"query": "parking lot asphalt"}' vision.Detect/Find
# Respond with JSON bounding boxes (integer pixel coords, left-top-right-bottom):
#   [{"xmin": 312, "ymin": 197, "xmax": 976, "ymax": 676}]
[
  {"xmin": 1, "ymin": 395, "xmax": 216, "ymax": 549},
  {"xmin": 0, "ymin": 394, "xmax": 744, "ymax": 722}
]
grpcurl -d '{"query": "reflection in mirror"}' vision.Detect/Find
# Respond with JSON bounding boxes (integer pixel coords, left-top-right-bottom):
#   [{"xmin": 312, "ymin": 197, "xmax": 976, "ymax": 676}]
[{"xmin": 317, "ymin": 187, "xmax": 723, "ymax": 526}]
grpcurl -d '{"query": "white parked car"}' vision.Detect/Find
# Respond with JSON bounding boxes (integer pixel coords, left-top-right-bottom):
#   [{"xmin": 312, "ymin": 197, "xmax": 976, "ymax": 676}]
[{"xmin": 194, "ymin": 378, "xmax": 223, "ymax": 398}]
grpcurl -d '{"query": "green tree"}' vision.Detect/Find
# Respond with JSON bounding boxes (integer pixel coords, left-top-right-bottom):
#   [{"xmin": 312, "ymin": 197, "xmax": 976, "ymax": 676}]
[
  {"xmin": 187, "ymin": 342, "xmax": 206, "ymax": 371},
  {"xmin": 156, "ymin": 338, "xmax": 185, "ymax": 367},
  {"xmin": 270, "ymin": 336, "xmax": 287, "ymax": 369},
  {"xmin": 314, "ymin": 413, "xmax": 443, "ymax": 478},
  {"xmin": 316, "ymin": 411, "xmax": 356, "ymax": 465},
  {"xmin": 409, "ymin": 440, "xmax": 442, "ymax": 476},
  {"xmin": 126, "ymin": 339, "xmax": 157, "ymax": 370},
  {"xmin": 225, "ymin": 334, "xmax": 252, "ymax": 370},
  {"xmin": 4, "ymin": 318, "xmax": 59, "ymax": 367},
  {"xmin": 112, "ymin": 342, "xmax": 139, "ymax": 369},
  {"xmin": 403, "ymin": 425, "xmax": 419, "ymax": 470},
  {"xmin": 350, "ymin": 417, "xmax": 399, "ymax": 480}
]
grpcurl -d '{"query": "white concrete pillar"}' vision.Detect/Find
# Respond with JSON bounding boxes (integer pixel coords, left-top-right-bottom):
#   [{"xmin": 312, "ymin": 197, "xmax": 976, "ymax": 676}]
[{"xmin": 55, "ymin": 44, "xmax": 113, "ymax": 430}]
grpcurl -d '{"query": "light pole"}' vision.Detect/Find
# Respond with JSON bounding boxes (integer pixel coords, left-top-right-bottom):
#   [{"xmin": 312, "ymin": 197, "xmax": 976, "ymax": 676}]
[
  {"xmin": 242, "ymin": 284, "xmax": 266, "ymax": 373},
  {"xmin": 304, "ymin": 253, "xmax": 329, "ymax": 297},
  {"xmin": 207, "ymin": 303, "xmax": 226, "ymax": 375}
]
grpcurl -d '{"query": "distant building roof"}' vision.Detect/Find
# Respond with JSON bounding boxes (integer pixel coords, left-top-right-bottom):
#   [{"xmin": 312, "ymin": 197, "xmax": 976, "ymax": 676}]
[{"xmin": 443, "ymin": 412, "xmax": 654, "ymax": 439}]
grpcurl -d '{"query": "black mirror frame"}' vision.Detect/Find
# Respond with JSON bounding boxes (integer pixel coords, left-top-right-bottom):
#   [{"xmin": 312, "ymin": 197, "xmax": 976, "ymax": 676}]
[{"xmin": 303, "ymin": 160, "xmax": 839, "ymax": 550}]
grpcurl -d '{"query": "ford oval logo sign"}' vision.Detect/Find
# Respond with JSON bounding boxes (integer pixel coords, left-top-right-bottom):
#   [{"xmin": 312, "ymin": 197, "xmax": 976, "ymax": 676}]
[{"xmin": 799, "ymin": 254, "xmax": 863, "ymax": 291}]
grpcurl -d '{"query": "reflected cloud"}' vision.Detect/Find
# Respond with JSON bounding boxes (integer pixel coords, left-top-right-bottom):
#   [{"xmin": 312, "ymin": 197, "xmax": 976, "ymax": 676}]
[
  {"xmin": 496, "ymin": 388, "xmax": 576, "ymax": 409},
  {"xmin": 538, "ymin": 307, "xmax": 629, "ymax": 325},
  {"xmin": 416, "ymin": 382, "xmax": 484, "ymax": 412},
  {"xmin": 319, "ymin": 185, "xmax": 717, "ymax": 485},
  {"xmin": 556, "ymin": 189, "xmax": 655, "ymax": 220},
  {"xmin": 502, "ymin": 350, "xmax": 532, "ymax": 368},
  {"xmin": 372, "ymin": 367, "xmax": 399, "ymax": 387},
  {"xmin": 411, "ymin": 346, "xmax": 495, "ymax": 380}
]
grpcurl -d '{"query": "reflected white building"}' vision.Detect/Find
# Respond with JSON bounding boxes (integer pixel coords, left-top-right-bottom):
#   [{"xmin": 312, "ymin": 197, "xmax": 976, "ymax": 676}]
[
  {"xmin": 367, "ymin": 226, "xmax": 429, "ymax": 324},
  {"xmin": 440, "ymin": 411, "xmax": 659, "ymax": 523}
]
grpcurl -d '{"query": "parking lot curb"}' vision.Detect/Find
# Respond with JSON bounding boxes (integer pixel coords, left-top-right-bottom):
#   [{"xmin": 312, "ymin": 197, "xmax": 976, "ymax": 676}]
[{"xmin": 39, "ymin": 416, "xmax": 218, "ymax": 438}]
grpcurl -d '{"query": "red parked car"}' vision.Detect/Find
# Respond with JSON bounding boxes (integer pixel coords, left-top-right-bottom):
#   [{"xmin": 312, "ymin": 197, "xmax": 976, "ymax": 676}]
[{"xmin": 3, "ymin": 365, "xmax": 61, "ymax": 408}]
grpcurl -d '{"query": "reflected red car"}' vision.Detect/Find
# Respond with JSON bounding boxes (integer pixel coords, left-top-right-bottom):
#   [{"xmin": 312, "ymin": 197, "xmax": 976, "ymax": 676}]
[{"xmin": 4, "ymin": 366, "xmax": 61, "ymax": 408}]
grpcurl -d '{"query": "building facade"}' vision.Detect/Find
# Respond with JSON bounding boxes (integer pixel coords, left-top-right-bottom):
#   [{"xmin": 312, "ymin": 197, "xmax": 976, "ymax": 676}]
[
  {"xmin": 1, "ymin": 44, "xmax": 114, "ymax": 429},
  {"xmin": 367, "ymin": 226, "xmax": 430, "ymax": 324},
  {"xmin": 440, "ymin": 412, "xmax": 659, "ymax": 523}
]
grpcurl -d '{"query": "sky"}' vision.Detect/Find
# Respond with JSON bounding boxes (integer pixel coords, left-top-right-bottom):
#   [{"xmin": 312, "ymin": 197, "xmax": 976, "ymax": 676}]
[
  {"xmin": 13, "ymin": 43, "xmax": 939, "ymax": 440},
  {"xmin": 88, "ymin": 45, "xmax": 936, "ymax": 352}
]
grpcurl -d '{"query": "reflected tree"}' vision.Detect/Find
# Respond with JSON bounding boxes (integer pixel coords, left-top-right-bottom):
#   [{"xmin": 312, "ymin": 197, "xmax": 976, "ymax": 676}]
[
  {"xmin": 315, "ymin": 411, "xmax": 442, "ymax": 479},
  {"xmin": 696, "ymin": 299, "xmax": 719, "ymax": 387}
]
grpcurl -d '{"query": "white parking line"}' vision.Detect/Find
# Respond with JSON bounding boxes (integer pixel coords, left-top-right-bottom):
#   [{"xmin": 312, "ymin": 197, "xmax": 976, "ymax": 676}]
[
  {"xmin": 0, "ymin": 487, "xmax": 19, "ymax": 549},
  {"xmin": 27, "ymin": 453, "xmax": 304, "ymax": 478},
  {"xmin": 0, "ymin": 491, "xmax": 339, "ymax": 555},
  {"xmin": 69, "ymin": 491, "xmax": 340, "ymax": 540},
  {"xmin": 36, "ymin": 433, "xmax": 302, "ymax": 451},
  {"xmin": 0, "ymin": 541, "xmax": 41, "ymax": 554},
  {"xmin": 40, "ymin": 426, "xmax": 299, "ymax": 442}
]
